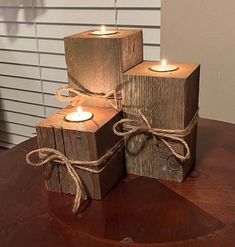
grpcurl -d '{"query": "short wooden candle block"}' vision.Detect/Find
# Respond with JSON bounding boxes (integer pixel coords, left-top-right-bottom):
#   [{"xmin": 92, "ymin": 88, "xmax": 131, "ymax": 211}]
[
  {"xmin": 36, "ymin": 106, "xmax": 124, "ymax": 199},
  {"xmin": 123, "ymin": 61, "xmax": 200, "ymax": 182},
  {"xmin": 64, "ymin": 29, "xmax": 143, "ymax": 107}
]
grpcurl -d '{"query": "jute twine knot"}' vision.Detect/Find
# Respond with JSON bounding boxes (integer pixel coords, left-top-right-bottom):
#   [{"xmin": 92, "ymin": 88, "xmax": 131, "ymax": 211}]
[
  {"xmin": 113, "ymin": 110, "xmax": 199, "ymax": 163},
  {"xmin": 26, "ymin": 139, "xmax": 123, "ymax": 213},
  {"xmin": 55, "ymin": 85, "xmax": 122, "ymax": 110}
]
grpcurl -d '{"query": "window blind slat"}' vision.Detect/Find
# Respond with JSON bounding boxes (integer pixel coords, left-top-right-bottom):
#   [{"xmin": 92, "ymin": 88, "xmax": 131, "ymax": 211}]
[
  {"xmin": 0, "ymin": 88, "xmax": 43, "ymax": 104},
  {"xmin": 35, "ymin": 9, "xmax": 160, "ymax": 26},
  {"xmin": 0, "ymin": 8, "xmax": 33, "ymax": 22},
  {"xmin": 43, "ymin": 81, "xmax": 66, "ymax": 94},
  {"xmin": 0, "ymin": 0, "xmax": 161, "ymax": 8},
  {"xmin": 0, "ymin": 50, "xmax": 38, "ymax": 66},
  {"xmin": 40, "ymin": 53, "xmax": 66, "ymax": 69},
  {"xmin": 0, "ymin": 111, "xmax": 44, "ymax": 126},
  {"xmin": 0, "ymin": 121, "xmax": 35, "ymax": 137},
  {"xmin": 0, "ymin": 63, "xmax": 40, "ymax": 79},
  {"xmin": 34, "ymin": 0, "xmax": 114, "ymax": 8},
  {"xmin": 117, "ymin": 0, "xmax": 161, "ymax": 8},
  {"xmin": 0, "ymin": 23, "xmax": 34, "ymax": 37},
  {"xmin": 0, "ymin": 37, "xmax": 37, "ymax": 51},
  {"xmin": 0, "ymin": 0, "xmax": 32, "ymax": 7},
  {"xmin": 41, "ymin": 67, "xmax": 67, "ymax": 82},
  {"xmin": 0, "ymin": 99, "xmax": 44, "ymax": 116},
  {"xmin": 0, "ymin": 76, "xmax": 41, "ymax": 92}
]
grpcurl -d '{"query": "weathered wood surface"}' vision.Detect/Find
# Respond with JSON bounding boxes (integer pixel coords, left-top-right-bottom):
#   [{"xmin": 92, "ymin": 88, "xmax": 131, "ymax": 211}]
[
  {"xmin": 37, "ymin": 127, "xmax": 62, "ymax": 192},
  {"xmin": 36, "ymin": 105, "xmax": 124, "ymax": 199},
  {"xmin": 123, "ymin": 62, "xmax": 200, "ymax": 181},
  {"xmin": 64, "ymin": 29, "xmax": 143, "ymax": 107}
]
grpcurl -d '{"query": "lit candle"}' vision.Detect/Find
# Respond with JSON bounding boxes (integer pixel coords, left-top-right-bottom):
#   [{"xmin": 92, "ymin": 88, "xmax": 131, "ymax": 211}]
[
  {"xmin": 150, "ymin": 59, "xmax": 178, "ymax": 72},
  {"xmin": 91, "ymin": 25, "xmax": 118, "ymax": 36},
  {"xmin": 101, "ymin": 25, "xmax": 106, "ymax": 33},
  {"xmin": 161, "ymin": 59, "xmax": 167, "ymax": 69},
  {"xmin": 65, "ymin": 106, "xmax": 93, "ymax": 122}
]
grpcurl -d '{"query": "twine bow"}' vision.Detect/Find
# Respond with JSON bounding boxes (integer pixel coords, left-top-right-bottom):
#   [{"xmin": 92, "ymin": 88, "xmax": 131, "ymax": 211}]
[
  {"xmin": 113, "ymin": 111, "xmax": 199, "ymax": 163},
  {"xmin": 56, "ymin": 85, "xmax": 121, "ymax": 110},
  {"xmin": 26, "ymin": 139, "xmax": 123, "ymax": 213}
]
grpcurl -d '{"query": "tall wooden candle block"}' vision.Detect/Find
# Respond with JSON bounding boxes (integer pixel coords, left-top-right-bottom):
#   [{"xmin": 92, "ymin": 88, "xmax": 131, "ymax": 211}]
[
  {"xmin": 123, "ymin": 62, "xmax": 200, "ymax": 182},
  {"xmin": 64, "ymin": 29, "xmax": 143, "ymax": 107},
  {"xmin": 36, "ymin": 106, "xmax": 124, "ymax": 199}
]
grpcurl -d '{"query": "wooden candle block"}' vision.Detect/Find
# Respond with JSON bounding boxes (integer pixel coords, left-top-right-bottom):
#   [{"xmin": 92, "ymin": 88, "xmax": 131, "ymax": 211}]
[
  {"xmin": 36, "ymin": 106, "xmax": 124, "ymax": 199},
  {"xmin": 123, "ymin": 61, "xmax": 200, "ymax": 182},
  {"xmin": 64, "ymin": 29, "xmax": 143, "ymax": 107}
]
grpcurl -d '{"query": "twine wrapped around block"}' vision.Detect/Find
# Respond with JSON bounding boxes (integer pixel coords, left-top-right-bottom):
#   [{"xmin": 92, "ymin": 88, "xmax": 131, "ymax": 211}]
[
  {"xmin": 113, "ymin": 110, "xmax": 199, "ymax": 164},
  {"xmin": 56, "ymin": 85, "xmax": 122, "ymax": 110},
  {"xmin": 26, "ymin": 139, "xmax": 123, "ymax": 213}
]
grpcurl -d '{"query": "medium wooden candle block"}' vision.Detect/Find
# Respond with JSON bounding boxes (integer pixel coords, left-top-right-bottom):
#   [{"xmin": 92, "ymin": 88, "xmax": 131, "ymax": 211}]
[
  {"xmin": 64, "ymin": 29, "xmax": 143, "ymax": 107},
  {"xmin": 123, "ymin": 61, "xmax": 200, "ymax": 182},
  {"xmin": 36, "ymin": 106, "xmax": 124, "ymax": 199}
]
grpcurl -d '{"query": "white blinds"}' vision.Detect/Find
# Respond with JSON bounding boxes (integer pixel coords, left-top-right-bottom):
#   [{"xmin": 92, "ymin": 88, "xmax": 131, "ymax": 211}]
[{"xmin": 0, "ymin": 0, "xmax": 161, "ymax": 148}]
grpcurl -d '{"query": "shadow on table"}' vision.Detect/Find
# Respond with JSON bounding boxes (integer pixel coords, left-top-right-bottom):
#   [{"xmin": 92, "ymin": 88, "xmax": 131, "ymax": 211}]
[
  {"xmin": 196, "ymin": 119, "xmax": 218, "ymax": 164},
  {"xmin": 0, "ymin": 96, "xmax": 8, "ymax": 147}
]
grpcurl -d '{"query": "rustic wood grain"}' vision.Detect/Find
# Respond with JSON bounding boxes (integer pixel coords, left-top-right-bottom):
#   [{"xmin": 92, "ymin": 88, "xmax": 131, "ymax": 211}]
[
  {"xmin": 36, "ymin": 105, "xmax": 124, "ymax": 199},
  {"xmin": 123, "ymin": 62, "xmax": 200, "ymax": 182},
  {"xmin": 36, "ymin": 126, "xmax": 62, "ymax": 192},
  {"xmin": 64, "ymin": 29, "xmax": 143, "ymax": 107}
]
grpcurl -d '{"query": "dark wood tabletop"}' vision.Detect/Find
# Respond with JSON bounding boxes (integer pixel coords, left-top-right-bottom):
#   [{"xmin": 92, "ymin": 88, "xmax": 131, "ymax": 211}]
[{"xmin": 0, "ymin": 118, "xmax": 235, "ymax": 247}]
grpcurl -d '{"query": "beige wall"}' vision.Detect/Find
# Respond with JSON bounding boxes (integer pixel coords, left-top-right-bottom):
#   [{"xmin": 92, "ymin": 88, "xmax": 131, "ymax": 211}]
[{"xmin": 161, "ymin": 0, "xmax": 235, "ymax": 124}]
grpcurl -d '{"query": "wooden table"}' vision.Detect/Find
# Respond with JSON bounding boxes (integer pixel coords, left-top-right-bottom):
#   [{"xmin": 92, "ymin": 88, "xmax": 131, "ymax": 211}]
[{"xmin": 0, "ymin": 119, "xmax": 235, "ymax": 247}]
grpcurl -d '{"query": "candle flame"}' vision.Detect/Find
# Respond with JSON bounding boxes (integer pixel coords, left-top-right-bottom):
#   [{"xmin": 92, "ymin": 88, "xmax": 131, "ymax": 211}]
[
  {"xmin": 77, "ymin": 106, "xmax": 83, "ymax": 115},
  {"xmin": 101, "ymin": 25, "xmax": 106, "ymax": 33},
  {"xmin": 161, "ymin": 59, "xmax": 167, "ymax": 68}
]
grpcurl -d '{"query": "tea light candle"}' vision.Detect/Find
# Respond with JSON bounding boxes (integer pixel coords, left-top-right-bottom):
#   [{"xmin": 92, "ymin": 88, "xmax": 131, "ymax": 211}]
[
  {"xmin": 65, "ymin": 106, "xmax": 93, "ymax": 122},
  {"xmin": 91, "ymin": 25, "xmax": 117, "ymax": 36},
  {"xmin": 150, "ymin": 59, "xmax": 178, "ymax": 72}
]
